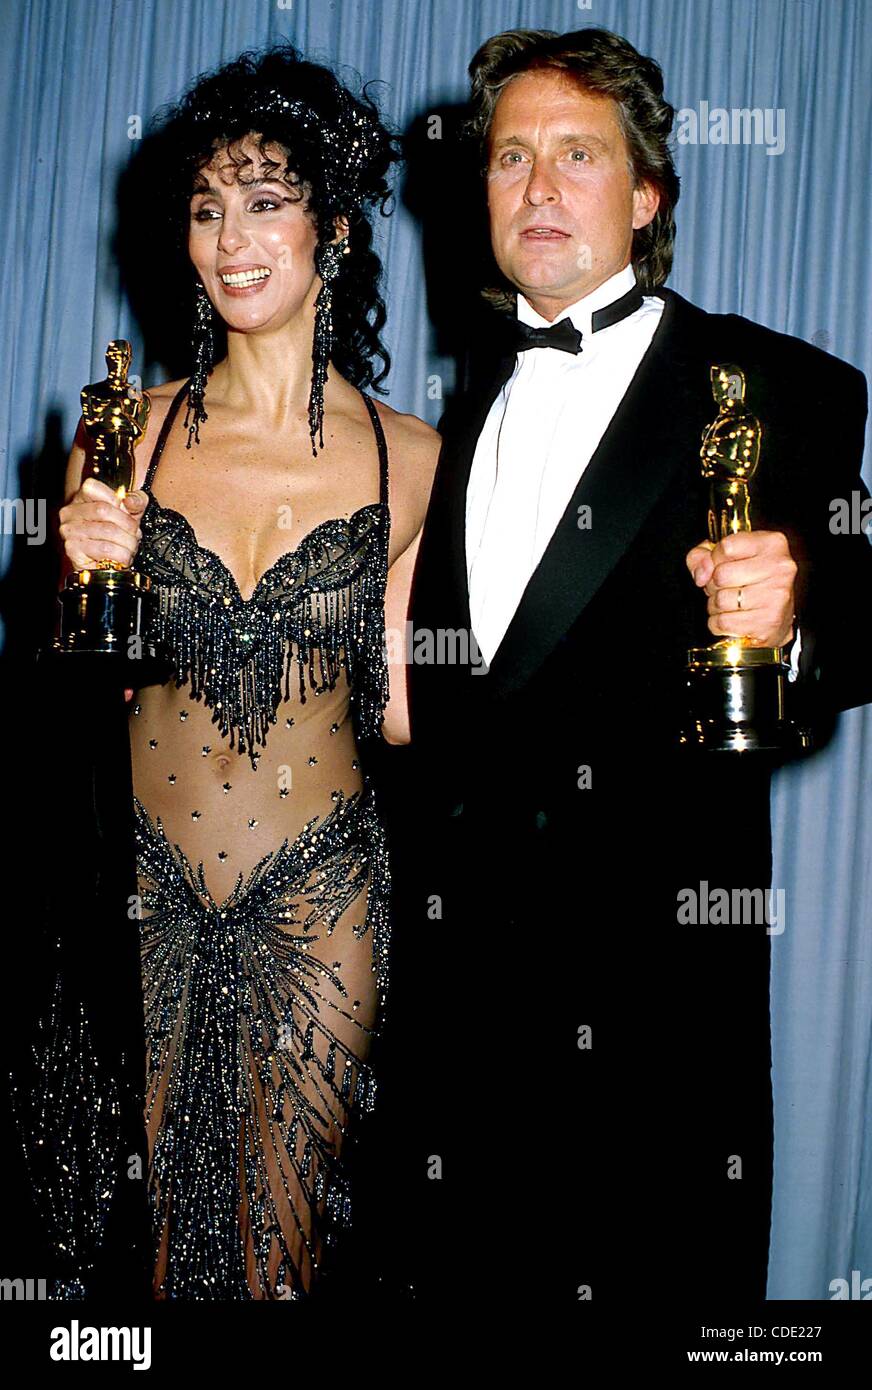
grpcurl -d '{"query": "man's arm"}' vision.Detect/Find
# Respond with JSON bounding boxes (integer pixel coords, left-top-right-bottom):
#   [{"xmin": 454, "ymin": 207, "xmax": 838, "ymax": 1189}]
[{"xmin": 791, "ymin": 363, "xmax": 872, "ymax": 717}]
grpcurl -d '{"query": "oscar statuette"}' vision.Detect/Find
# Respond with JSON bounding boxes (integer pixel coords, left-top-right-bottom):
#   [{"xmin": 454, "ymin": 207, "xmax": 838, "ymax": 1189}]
[
  {"xmin": 49, "ymin": 341, "xmax": 160, "ymax": 680},
  {"xmin": 680, "ymin": 364, "xmax": 812, "ymax": 754}
]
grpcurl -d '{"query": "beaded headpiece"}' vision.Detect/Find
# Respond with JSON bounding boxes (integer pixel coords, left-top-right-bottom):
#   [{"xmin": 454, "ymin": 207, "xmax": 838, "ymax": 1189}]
[
  {"xmin": 184, "ymin": 85, "xmax": 385, "ymax": 454},
  {"xmin": 225, "ymin": 88, "xmax": 382, "ymax": 207}
]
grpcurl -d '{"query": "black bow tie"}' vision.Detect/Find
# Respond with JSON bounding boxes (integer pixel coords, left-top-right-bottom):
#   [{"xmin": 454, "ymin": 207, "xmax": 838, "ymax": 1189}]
[
  {"xmin": 514, "ymin": 317, "xmax": 583, "ymax": 354},
  {"xmin": 510, "ymin": 282, "xmax": 645, "ymax": 355}
]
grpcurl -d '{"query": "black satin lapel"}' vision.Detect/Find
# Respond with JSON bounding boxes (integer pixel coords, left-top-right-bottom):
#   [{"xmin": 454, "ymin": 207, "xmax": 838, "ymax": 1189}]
[{"xmin": 483, "ymin": 290, "xmax": 709, "ymax": 697}]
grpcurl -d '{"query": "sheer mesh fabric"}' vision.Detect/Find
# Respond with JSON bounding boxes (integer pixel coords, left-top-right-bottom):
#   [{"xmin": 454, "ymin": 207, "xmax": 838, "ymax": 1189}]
[{"xmin": 128, "ymin": 382, "xmax": 390, "ymax": 1299}]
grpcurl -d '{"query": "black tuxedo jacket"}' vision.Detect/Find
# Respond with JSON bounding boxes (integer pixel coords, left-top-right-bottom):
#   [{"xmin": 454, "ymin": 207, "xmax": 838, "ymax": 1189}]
[
  {"xmin": 354, "ymin": 287, "xmax": 872, "ymax": 1310},
  {"xmin": 410, "ymin": 286, "xmax": 872, "ymax": 815}
]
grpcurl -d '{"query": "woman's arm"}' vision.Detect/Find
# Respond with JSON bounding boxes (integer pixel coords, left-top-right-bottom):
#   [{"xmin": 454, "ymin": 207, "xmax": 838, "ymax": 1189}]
[
  {"xmin": 374, "ymin": 404, "xmax": 442, "ymax": 745},
  {"xmin": 381, "ymin": 524, "xmax": 424, "ymax": 744}
]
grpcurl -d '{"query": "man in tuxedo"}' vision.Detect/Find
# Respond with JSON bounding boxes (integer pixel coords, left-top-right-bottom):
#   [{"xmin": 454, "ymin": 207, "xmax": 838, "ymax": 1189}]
[{"xmin": 351, "ymin": 27, "xmax": 872, "ymax": 1314}]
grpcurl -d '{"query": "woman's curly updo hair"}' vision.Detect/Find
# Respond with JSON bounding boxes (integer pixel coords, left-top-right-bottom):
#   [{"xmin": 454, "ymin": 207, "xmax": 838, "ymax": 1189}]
[
  {"xmin": 150, "ymin": 39, "xmax": 400, "ymax": 392},
  {"xmin": 467, "ymin": 27, "xmax": 680, "ymax": 309}
]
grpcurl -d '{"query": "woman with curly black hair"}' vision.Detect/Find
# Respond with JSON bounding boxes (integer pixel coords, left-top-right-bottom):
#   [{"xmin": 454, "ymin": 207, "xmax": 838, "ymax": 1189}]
[{"xmin": 55, "ymin": 41, "xmax": 438, "ymax": 1300}]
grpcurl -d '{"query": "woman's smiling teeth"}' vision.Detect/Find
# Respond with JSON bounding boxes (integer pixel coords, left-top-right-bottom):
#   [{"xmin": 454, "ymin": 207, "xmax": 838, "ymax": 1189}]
[{"xmin": 220, "ymin": 267, "xmax": 271, "ymax": 285}]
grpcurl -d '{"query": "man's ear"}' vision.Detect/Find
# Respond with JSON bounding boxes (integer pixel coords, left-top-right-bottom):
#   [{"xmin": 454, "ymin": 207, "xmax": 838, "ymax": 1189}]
[
  {"xmin": 333, "ymin": 214, "xmax": 350, "ymax": 243},
  {"xmin": 631, "ymin": 180, "xmax": 660, "ymax": 231}
]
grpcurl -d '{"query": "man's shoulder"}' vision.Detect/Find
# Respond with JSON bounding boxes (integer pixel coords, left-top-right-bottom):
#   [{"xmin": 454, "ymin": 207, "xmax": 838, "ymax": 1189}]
[{"xmin": 665, "ymin": 288, "xmax": 866, "ymax": 402}]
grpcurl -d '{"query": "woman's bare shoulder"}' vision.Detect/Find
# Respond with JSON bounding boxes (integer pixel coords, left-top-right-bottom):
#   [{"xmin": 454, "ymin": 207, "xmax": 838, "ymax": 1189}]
[
  {"xmin": 144, "ymin": 377, "xmax": 188, "ymax": 399},
  {"xmin": 370, "ymin": 396, "xmax": 439, "ymax": 445},
  {"xmin": 370, "ymin": 397, "xmax": 440, "ymax": 483},
  {"xmin": 367, "ymin": 397, "xmax": 441, "ymax": 548},
  {"xmin": 142, "ymin": 376, "xmax": 188, "ymax": 423}
]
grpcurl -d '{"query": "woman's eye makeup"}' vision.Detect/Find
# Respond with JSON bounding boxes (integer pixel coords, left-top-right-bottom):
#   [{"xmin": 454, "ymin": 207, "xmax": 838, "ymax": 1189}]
[{"xmin": 190, "ymin": 192, "xmax": 287, "ymax": 220}]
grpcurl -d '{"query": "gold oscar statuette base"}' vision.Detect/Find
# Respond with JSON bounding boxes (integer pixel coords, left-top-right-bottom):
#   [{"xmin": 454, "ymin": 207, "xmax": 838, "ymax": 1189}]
[
  {"xmin": 680, "ymin": 639, "xmax": 812, "ymax": 754},
  {"xmin": 53, "ymin": 562, "xmax": 154, "ymax": 657}
]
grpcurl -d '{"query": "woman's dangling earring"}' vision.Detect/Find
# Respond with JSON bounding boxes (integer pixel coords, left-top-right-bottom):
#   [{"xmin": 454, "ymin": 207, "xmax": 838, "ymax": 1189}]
[
  {"xmin": 309, "ymin": 235, "xmax": 350, "ymax": 456},
  {"xmin": 185, "ymin": 279, "xmax": 214, "ymax": 449}
]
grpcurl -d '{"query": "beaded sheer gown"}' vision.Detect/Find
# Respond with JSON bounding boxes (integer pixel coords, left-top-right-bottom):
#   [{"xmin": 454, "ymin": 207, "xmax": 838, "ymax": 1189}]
[{"xmin": 128, "ymin": 378, "xmax": 392, "ymax": 1300}]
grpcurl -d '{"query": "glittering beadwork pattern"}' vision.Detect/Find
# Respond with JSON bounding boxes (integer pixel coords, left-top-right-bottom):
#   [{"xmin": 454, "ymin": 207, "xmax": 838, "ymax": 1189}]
[
  {"xmin": 134, "ymin": 781, "xmax": 390, "ymax": 1299},
  {"xmin": 140, "ymin": 495, "xmax": 388, "ymax": 768},
  {"xmin": 9, "ymin": 970, "xmax": 125, "ymax": 1300},
  {"xmin": 126, "ymin": 387, "xmax": 393, "ymax": 1299},
  {"xmin": 139, "ymin": 386, "xmax": 390, "ymax": 769},
  {"xmin": 14, "ymin": 386, "xmax": 394, "ymax": 1301}
]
